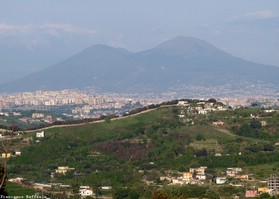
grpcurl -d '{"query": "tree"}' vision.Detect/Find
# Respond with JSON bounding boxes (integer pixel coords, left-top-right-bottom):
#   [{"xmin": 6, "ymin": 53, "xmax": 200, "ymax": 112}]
[
  {"xmin": 206, "ymin": 188, "xmax": 219, "ymax": 199},
  {"xmin": 0, "ymin": 122, "xmax": 14, "ymax": 195},
  {"xmin": 195, "ymin": 148, "xmax": 208, "ymax": 157},
  {"xmin": 105, "ymin": 117, "xmax": 111, "ymax": 123},
  {"xmin": 128, "ymin": 190, "xmax": 140, "ymax": 199},
  {"xmin": 152, "ymin": 190, "xmax": 169, "ymax": 199},
  {"xmin": 208, "ymin": 98, "xmax": 217, "ymax": 103},
  {"xmin": 259, "ymin": 192, "xmax": 272, "ymax": 199},
  {"xmin": 250, "ymin": 120, "xmax": 261, "ymax": 129},
  {"xmin": 196, "ymin": 134, "xmax": 205, "ymax": 141},
  {"xmin": 263, "ymin": 143, "xmax": 274, "ymax": 151},
  {"xmin": 113, "ymin": 188, "xmax": 129, "ymax": 199}
]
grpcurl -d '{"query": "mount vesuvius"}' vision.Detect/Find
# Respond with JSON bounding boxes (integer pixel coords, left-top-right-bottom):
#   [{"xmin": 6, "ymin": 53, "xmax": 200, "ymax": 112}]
[{"xmin": 1, "ymin": 36, "xmax": 278, "ymax": 93}]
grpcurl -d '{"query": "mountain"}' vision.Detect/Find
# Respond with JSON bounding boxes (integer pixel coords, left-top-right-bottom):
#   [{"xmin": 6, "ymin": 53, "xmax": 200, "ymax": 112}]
[{"xmin": 1, "ymin": 36, "xmax": 279, "ymax": 93}]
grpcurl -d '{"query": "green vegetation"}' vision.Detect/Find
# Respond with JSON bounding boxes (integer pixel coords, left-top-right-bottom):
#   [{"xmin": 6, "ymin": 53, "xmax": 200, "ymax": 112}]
[
  {"xmin": 5, "ymin": 182, "xmax": 36, "ymax": 196},
  {"xmin": 4, "ymin": 104, "xmax": 279, "ymax": 198},
  {"xmin": 152, "ymin": 185, "xmax": 245, "ymax": 199}
]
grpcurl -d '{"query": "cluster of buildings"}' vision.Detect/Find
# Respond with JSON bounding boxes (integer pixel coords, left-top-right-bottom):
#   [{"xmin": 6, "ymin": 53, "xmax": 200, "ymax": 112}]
[
  {"xmin": 215, "ymin": 167, "xmax": 247, "ymax": 185},
  {"xmin": 0, "ymin": 90, "xmax": 104, "ymax": 108},
  {"xmin": 0, "ymin": 89, "xmax": 148, "ymax": 110},
  {"xmin": 244, "ymin": 175, "xmax": 279, "ymax": 197},
  {"xmin": 159, "ymin": 167, "xmax": 249, "ymax": 186},
  {"xmin": 0, "ymin": 90, "xmax": 154, "ymax": 126},
  {"xmin": 0, "ymin": 111, "xmax": 59, "ymax": 124},
  {"xmin": 160, "ymin": 166, "xmax": 208, "ymax": 185},
  {"xmin": 0, "ymin": 90, "xmax": 152, "ymax": 123},
  {"xmin": 177, "ymin": 100, "xmax": 229, "ymax": 116},
  {"xmin": 159, "ymin": 165, "xmax": 279, "ymax": 197}
]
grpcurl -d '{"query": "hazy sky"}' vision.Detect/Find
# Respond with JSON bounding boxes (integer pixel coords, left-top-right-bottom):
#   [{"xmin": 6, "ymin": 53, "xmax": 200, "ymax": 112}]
[{"xmin": 1, "ymin": 0, "xmax": 279, "ymax": 72}]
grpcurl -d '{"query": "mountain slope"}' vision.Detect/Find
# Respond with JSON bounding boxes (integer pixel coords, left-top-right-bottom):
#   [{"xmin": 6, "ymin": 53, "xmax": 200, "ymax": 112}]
[{"xmin": 1, "ymin": 36, "xmax": 279, "ymax": 93}]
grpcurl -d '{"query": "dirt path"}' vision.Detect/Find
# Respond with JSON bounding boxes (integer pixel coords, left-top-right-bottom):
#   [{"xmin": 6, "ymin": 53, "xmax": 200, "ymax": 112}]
[{"xmin": 215, "ymin": 128, "xmax": 237, "ymax": 137}]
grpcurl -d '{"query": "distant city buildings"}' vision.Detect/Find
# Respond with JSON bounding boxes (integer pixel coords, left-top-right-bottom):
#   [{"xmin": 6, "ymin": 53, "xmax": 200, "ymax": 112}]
[
  {"xmin": 0, "ymin": 89, "xmax": 278, "ymax": 111},
  {"xmin": 0, "ymin": 89, "xmax": 156, "ymax": 121},
  {"xmin": 0, "ymin": 90, "xmax": 153, "ymax": 110}
]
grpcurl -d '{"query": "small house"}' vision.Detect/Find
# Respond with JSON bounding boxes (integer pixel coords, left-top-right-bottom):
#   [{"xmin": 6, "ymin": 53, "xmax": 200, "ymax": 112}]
[
  {"xmin": 189, "ymin": 166, "xmax": 207, "ymax": 175},
  {"xmin": 216, "ymin": 177, "xmax": 227, "ymax": 185},
  {"xmin": 245, "ymin": 190, "xmax": 258, "ymax": 198},
  {"xmin": 55, "ymin": 166, "xmax": 75, "ymax": 174},
  {"xmin": 36, "ymin": 131, "xmax": 45, "ymax": 138},
  {"xmin": 258, "ymin": 187, "xmax": 268, "ymax": 194},
  {"xmin": 236, "ymin": 174, "xmax": 249, "ymax": 181},
  {"xmin": 183, "ymin": 172, "xmax": 193, "ymax": 180},
  {"xmin": 196, "ymin": 174, "xmax": 206, "ymax": 180},
  {"xmin": 79, "ymin": 186, "xmax": 94, "ymax": 196},
  {"xmin": 1, "ymin": 153, "xmax": 11, "ymax": 158}
]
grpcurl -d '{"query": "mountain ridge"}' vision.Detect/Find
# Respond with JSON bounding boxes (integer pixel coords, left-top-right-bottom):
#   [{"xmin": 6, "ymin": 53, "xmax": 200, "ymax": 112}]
[{"xmin": 1, "ymin": 36, "xmax": 279, "ymax": 93}]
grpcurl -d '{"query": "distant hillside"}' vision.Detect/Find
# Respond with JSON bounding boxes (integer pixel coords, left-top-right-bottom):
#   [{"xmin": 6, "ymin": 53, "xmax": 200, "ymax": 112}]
[{"xmin": 1, "ymin": 36, "xmax": 279, "ymax": 93}]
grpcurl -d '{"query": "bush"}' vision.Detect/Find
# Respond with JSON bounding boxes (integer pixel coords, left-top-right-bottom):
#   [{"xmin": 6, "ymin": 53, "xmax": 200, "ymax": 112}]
[{"xmin": 195, "ymin": 148, "xmax": 208, "ymax": 157}]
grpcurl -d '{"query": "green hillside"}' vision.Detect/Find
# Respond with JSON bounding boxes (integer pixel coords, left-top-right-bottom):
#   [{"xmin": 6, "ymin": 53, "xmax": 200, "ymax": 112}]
[{"xmin": 6, "ymin": 103, "xmax": 279, "ymax": 198}]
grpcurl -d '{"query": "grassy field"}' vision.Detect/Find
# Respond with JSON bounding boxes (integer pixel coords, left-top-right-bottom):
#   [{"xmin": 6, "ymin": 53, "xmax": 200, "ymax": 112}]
[{"xmin": 5, "ymin": 182, "xmax": 37, "ymax": 197}]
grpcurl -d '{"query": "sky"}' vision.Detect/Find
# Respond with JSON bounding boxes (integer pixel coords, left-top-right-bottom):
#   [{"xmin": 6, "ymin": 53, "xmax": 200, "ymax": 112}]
[{"xmin": 0, "ymin": 0, "xmax": 279, "ymax": 80}]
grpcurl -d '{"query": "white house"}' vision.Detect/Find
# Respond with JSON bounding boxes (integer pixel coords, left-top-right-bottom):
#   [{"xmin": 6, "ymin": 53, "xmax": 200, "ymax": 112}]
[
  {"xmin": 178, "ymin": 101, "xmax": 189, "ymax": 106},
  {"xmin": 100, "ymin": 186, "xmax": 112, "ymax": 190},
  {"xmin": 198, "ymin": 110, "xmax": 207, "ymax": 115},
  {"xmin": 36, "ymin": 131, "xmax": 45, "ymax": 138},
  {"xmin": 226, "ymin": 168, "xmax": 242, "ymax": 177},
  {"xmin": 196, "ymin": 174, "xmax": 206, "ymax": 180},
  {"xmin": 216, "ymin": 177, "xmax": 227, "ymax": 184},
  {"xmin": 14, "ymin": 151, "xmax": 21, "ymax": 156},
  {"xmin": 79, "ymin": 186, "xmax": 94, "ymax": 196},
  {"xmin": 55, "ymin": 166, "xmax": 75, "ymax": 174}
]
